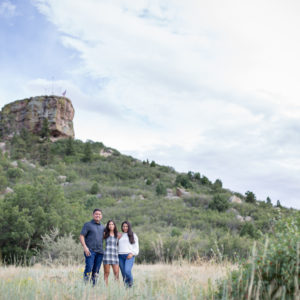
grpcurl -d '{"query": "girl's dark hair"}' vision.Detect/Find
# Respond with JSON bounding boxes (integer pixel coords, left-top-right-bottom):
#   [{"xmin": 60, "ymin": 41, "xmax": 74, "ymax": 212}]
[
  {"xmin": 104, "ymin": 220, "xmax": 118, "ymax": 239},
  {"xmin": 121, "ymin": 221, "xmax": 135, "ymax": 244}
]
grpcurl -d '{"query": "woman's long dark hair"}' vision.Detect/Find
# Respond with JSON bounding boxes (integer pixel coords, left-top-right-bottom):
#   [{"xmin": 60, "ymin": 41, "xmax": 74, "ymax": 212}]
[
  {"xmin": 121, "ymin": 221, "xmax": 135, "ymax": 244},
  {"xmin": 104, "ymin": 220, "xmax": 118, "ymax": 239}
]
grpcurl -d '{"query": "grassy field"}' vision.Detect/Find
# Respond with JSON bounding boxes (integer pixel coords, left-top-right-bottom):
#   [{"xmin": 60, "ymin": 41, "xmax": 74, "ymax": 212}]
[{"xmin": 0, "ymin": 262, "xmax": 233, "ymax": 299}]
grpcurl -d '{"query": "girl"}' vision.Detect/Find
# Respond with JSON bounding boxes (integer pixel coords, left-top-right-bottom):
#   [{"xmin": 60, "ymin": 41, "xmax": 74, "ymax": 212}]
[
  {"xmin": 118, "ymin": 221, "xmax": 139, "ymax": 287},
  {"xmin": 103, "ymin": 220, "xmax": 120, "ymax": 285}
]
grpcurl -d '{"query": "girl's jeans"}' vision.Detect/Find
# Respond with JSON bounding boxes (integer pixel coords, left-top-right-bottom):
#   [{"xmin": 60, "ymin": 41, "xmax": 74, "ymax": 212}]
[{"xmin": 118, "ymin": 254, "xmax": 135, "ymax": 287}]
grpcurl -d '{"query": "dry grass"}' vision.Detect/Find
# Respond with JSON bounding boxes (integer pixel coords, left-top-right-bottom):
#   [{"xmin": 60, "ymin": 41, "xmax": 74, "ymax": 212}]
[{"xmin": 0, "ymin": 261, "xmax": 234, "ymax": 300}]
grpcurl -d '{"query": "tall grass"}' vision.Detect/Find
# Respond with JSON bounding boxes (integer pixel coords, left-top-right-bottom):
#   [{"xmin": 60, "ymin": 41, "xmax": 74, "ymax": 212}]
[
  {"xmin": 213, "ymin": 216, "xmax": 300, "ymax": 299},
  {"xmin": 0, "ymin": 262, "xmax": 232, "ymax": 300}
]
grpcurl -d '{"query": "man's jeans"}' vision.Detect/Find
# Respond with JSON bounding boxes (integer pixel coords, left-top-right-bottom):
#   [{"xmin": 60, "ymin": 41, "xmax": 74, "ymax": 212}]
[
  {"xmin": 118, "ymin": 254, "xmax": 135, "ymax": 287},
  {"xmin": 84, "ymin": 250, "xmax": 103, "ymax": 285}
]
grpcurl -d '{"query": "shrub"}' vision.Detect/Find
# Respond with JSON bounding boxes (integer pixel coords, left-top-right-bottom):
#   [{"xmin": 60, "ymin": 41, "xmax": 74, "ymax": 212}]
[
  {"xmin": 194, "ymin": 172, "xmax": 201, "ymax": 180},
  {"xmin": 183, "ymin": 195, "xmax": 211, "ymax": 208},
  {"xmin": 245, "ymin": 191, "xmax": 256, "ymax": 203},
  {"xmin": 0, "ymin": 174, "xmax": 7, "ymax": 190},
  {"xmin": 66, "ymin": 170, "xmax": 77, "ymax": 182},
  {"xmin": 208, "ymin": 194, "xmax": 229, "ymax": 212},
  {"xmin": 175, "ymin": 174, "xmax": 192, "ymax": 189},
  {"xmin": 150, "ymin": 161, "xmax": 156, "ymax": 167},
  {"xmin": 156, "ymin": 183, "xmax": 167, "ymax": 196},
  {"xmin": 171, "ymin": 227, "xmax": 181, "ymax": 237},
  {"xmin": 37, "ymin": 228, "xmax": 83, "ymax": 265},
  {"xmin": 7, "ymin": 168, "xmax": 22, "ymax": 179},
  {"xmin": 214, "ymin": 216, "xmax": 300, "ymax": 299},
  {"xmin": 240, "ymin": 222, "xmax": 258, "ymax": 238},
  {"xmin": 82, "ymin": 143, "xmax": 92, "ymax": 162},
  {"xmin": 85, "ymin": 195, "xmax": 98, "ymax": 209},
  {"xmin": 213, "ymin": 179, "xmax": 223, "ymax": 190},
  {"xmin": 90, "ymin": 182, "xmax": 99, "ymax": 194},
  {"xmin": 201, "ymin": 176, "xmax": 211, "ymax": 185}
]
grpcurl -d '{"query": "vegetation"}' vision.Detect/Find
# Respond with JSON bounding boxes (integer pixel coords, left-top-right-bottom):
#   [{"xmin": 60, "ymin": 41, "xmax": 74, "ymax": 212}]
[
  {"xmin": 214, "ymin": 215, "xmax": 300, "ymax": 299},
  {"xmin": 0, "ymin": 129, "xmax": 298, "ymax": 268},
  {"xmin": 0, "ymin": 262, "xmax": 231, "ymax": 299}
]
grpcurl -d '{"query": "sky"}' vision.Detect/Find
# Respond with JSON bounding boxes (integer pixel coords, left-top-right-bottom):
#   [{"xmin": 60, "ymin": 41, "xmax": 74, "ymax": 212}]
[{"xmin": 0, "ymin": 0, "xmax": 300, "ymax": 209}]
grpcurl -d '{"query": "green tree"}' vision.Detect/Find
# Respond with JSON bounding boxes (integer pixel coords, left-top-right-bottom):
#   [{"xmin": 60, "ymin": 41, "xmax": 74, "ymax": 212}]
[
  {"xmin": 194, "ymin": 172, "xmax": 201, "ymax": 181},
  {"xmin": 240, "ymin": 222, "xmax": 257, "ymax": 238},
  {"xmin": 0, "ymin": 176, "xmax": 7, "ymax": 190},
  {"xmin": 10, "ymin": 134, "xmax": 26, "ymax": 159},
  {"xmin": 208, "ymin": 194, "xmax": 229, "ymax": 212},
  {"xmin": 156, "ymin": 182, "xmax": 167, "ymax": 196},
  {"xmin": 82, "ymin": 142, "xmax": 92, "ymax": 162},
  {"xmin": 266, "ymin": 196, "xmax": 272, "ymax": 205},
  {"xmin": 213, "ymin": 179, "xmax": 223, "ymax": 190},
  {"xmin": 0, "ymin": 179, "xmax": 83, "ymax": 263},
  {"xmin": 65, "ymin": 137, "xmax": 75, "ymax": 156},
  {"xmin": 187, "ymin": 171, "xmax": 194, "ymax": 180},
  {"xmin": 90, "ymin": 182, "xmax": 99, "ymax": 195},
  {"xmin": 245, "ymin": 191, "xmax": 256, "ymax": 203},
  {"xmin": 215, "ymin": 216, "xmax": 300, "ymax": 299},
  {"xmin": 201, "ymin": 176, "xmax": 210, "ymax": 185},
  {"xmin": 150, "ymin": 160, "xmax": 156, "ymax": 167},
  {"xmin": 39, "ymin": 141, "xmax": 52, "ymax": 166},
  {"xmin": 40, "ymin": 118, "xmax": 50, "ymax": 139},
  {"xmin": 175, "ymin": 174, "xmax": 192, "ymax": 189},
  {"xmin": 276, "ymin": 200, "xmax": 282, "ymax": 207},
  {"xmin": 7, "ymin": 168, "xmax": 22, "ymax": 180}
]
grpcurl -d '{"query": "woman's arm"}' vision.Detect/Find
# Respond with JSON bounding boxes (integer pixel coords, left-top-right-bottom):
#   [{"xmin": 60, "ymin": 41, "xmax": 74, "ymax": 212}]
[{"xmin": 131, "ymin": 234, "xmax": 139, "ymax": 256}]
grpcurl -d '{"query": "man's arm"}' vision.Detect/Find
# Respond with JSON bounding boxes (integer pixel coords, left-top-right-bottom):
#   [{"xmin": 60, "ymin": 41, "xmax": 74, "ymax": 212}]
[{"xmin": 79, "ymin": 234, "xmax": 91, "ymax": 256}]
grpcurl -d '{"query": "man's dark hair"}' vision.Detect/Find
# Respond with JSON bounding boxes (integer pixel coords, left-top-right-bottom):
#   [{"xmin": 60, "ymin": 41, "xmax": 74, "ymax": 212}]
[{"xmin": 93, "ymin": 208, "xmax": 102, "ymax": 214}]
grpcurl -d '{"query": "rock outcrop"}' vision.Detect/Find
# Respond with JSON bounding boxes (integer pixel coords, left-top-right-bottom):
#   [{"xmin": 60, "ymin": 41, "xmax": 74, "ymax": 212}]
[
  {"xmin": 176, "ymin": 187, "xmax": 191, "ymax": 197},
  {"xmin": 0, "ymin": 95, "xmax": 75, "ymax": 139},
  {"xmin": 229, "ymin": 195, "xmax": 243, "ymax": 204}
]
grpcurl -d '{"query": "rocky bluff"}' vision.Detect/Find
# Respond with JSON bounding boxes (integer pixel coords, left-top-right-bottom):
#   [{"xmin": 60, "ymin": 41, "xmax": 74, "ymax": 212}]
[{"xmin": 0, "ymin": 95, "xmax": 75, "ymax": 139}]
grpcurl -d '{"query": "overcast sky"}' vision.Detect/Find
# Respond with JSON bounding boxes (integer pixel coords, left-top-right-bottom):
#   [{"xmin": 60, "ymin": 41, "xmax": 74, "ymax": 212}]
[{"xmin": 1, "ymin": 0, "xmax": 300, "ymax": 208}]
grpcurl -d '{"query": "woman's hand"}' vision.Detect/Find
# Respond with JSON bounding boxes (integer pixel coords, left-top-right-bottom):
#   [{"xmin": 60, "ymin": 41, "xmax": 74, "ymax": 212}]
[
  {"xmin": 117, "ymin": 233, "xmax": 122, "ymax": 239},
  {"xmin": 127, "ymin": 253, "xmax": 133, "ymax": 259}
]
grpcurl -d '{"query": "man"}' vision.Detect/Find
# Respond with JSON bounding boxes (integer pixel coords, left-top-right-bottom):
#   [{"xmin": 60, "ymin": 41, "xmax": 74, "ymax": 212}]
[{"xmin": 80, "ymin": 208, "xmax": 105, "ymax": 284}]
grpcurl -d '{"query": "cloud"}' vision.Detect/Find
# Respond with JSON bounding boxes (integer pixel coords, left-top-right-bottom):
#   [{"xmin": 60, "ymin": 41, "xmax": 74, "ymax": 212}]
[
  {"xmin": 0, "ymin": 0, "xmax": 16, "ymax": 17},
  {"xmin": 16, "ymin": 0, "xmax": 300, "ymax": 208}
]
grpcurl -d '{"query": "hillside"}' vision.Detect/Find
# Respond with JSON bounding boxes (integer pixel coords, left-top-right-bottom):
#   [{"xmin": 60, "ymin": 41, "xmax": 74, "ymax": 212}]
[{"xmin": 0, "ymin": 128, "xmax": 298, "ymax": 264}]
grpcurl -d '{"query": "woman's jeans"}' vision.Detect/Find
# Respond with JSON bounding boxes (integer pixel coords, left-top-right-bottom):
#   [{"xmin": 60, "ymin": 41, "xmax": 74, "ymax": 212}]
[
  {"xmin": 84, "ymin": 250, "xmax": 103, "ymax": 285},
  {"xmin": 118, "ymin": 254, "xmax": 135, "ymax": 287}
]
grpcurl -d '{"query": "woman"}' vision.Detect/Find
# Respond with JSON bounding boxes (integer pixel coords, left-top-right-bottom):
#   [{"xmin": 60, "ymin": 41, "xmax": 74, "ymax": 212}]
[
  {"xmin": 103, "ymin": 220, "xmax": 120, "ymax": 285},
  {"xmin": 118, "ymin": 221, "xmax": 139, "ymax": 287}
]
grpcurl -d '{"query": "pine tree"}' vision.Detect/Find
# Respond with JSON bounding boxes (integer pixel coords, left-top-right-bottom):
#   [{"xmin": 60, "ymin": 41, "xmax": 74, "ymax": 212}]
[
  {"xmin": 213, "ymin": 179, "xmax": 223, "ymax": 189},
  {"xmin": 65, "ymin": 137, "xmax": 75, "ymax": 156},
  {"xmin": 90, "ymin": 182, "xmax": 99, "ymax": 194},
  {"xmin": 156, "ymin": 182, "xmax": 166, "ymax": 196},
  {"xmin": 82, "ymin": 142, "xmax": 92, "ymax": 162},
  {"xmin": 245, "ymin": 191, "xmax": 256, "ymax": 203},
  {"xmin": 40, "ymin": 118, "xmax": 50, "ymax": 139},
  {"xmin": 39, "ymin": 141, "xmax": 52, "ymax": 166},
  {"xmin": 150, "ymin": 160, "xmax": 156, "ymax": 167}
]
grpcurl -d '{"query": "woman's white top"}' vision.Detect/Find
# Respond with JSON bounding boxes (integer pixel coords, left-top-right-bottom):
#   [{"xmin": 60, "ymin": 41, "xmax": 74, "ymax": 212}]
[{"xmin": 118, "ymin": 233, "xmax": 139, "ymax": 256}]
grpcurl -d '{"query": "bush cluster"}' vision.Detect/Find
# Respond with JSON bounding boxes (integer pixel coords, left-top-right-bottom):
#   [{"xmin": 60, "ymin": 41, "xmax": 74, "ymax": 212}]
[{"xmin": 214, "ymin": 216, "xmax": 300, "ymax": 299}]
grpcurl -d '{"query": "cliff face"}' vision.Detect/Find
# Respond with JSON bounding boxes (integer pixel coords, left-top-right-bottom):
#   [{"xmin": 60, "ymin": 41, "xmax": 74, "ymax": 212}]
[{"xmin": 0, "ymin": 95, "xmax": 75, "ymax": 139}]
